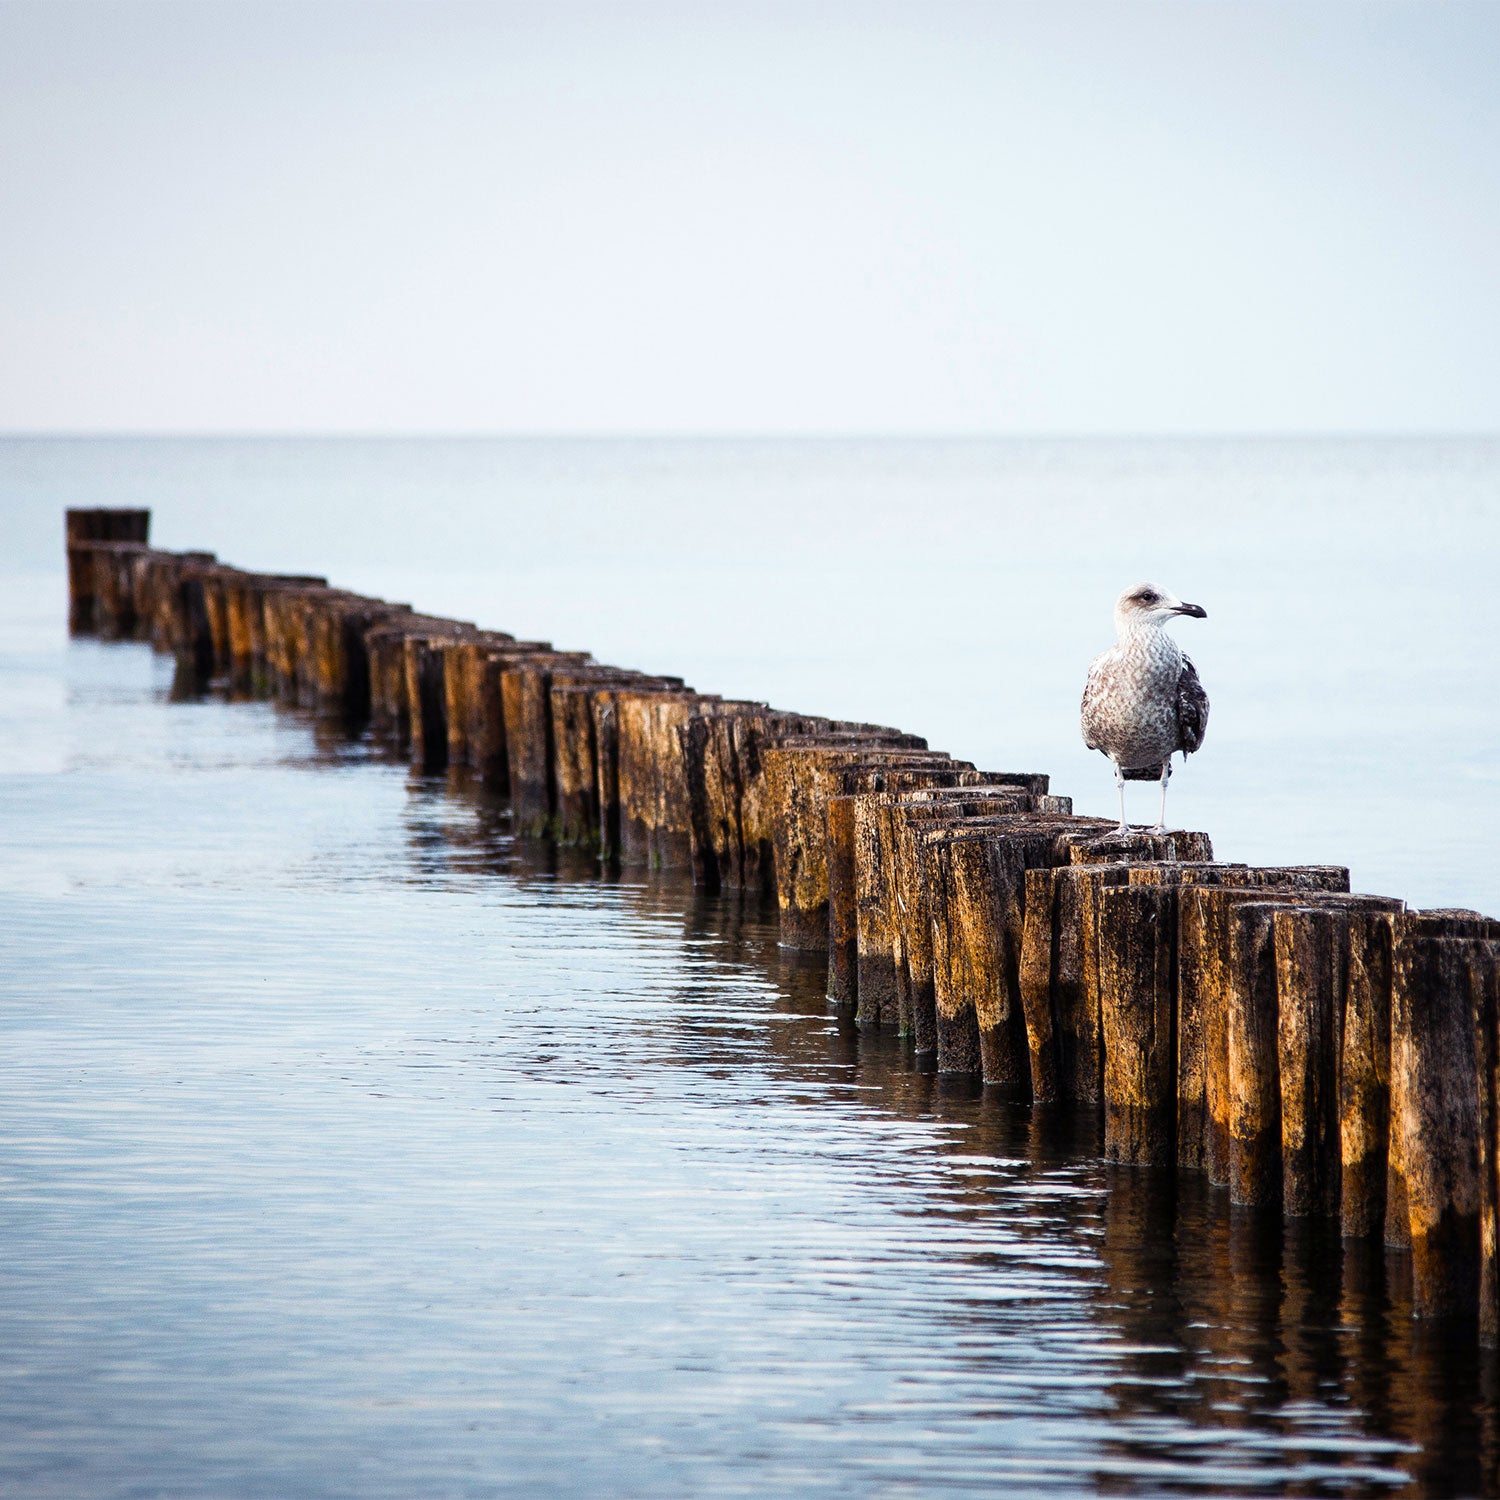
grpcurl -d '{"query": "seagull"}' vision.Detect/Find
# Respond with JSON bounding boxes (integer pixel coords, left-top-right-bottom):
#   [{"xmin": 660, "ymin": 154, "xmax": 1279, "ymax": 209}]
[{"xmin": 1080, "ymin": 582, "xmax": 1209, "ymax": 835}]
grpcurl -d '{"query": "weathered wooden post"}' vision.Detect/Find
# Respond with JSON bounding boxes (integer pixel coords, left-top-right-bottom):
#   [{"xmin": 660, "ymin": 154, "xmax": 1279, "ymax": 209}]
[
  {"xmin": 1097, "ymin": 883, "xmax": 1178, "ymax": 1164},
  {"xmin": 171, "ymin": 556, "xmax": 221, "ymax": 693},
  {"xmin": 1016, "ymin": 835, "xmax": 1211, "ymax": 1106},
  {"xmin": 1273, "ymin": 906, "xmax": 1344, "ymax": 1219},
  {"xmin": 66, "ymin": 508, "xmax": 150, "ymax": 633},
  {"xmin": 1341, "ymin": 907, "xmax": 1400, "ymax": 1239},
  {"xmin": 763, "ymin": 743, "xmax": 954, "ymax": 948},
  {"xmin": 1474, "ymin": 942, "xmax": 1500, "ymax": 1343},
  {"xmin": 551, "ymin": 670, "xmax": 686, "ymax": 847},
  {"xmin": 1388, "ymin": 912, "xmax": 1499, "ymax": 1318},
  {"xmin": 846, "ymin": 773, "xmax": 1050, "ymax": 1024},
  {"xmin": 498, "ymin": 651, "xmax": 599, "ymax": 834},
  {"xmin": 405, "ymin": 631, "xmax": 461, "ymax": 773},
  {"xmin": 683, "ymin": 713, "xmax": 924, "ymax": 896},
  {"xmin": 91, "ymin": 542, "xmax": 152, "ymax": 639},
  {"xmin": 924, "ymin": 815, "xmax": 1120, "ymax": 1082},
  {"xmin": 829, "ymin": 765, "xmax": 988, "ymax": 1013},
  {"xmin": 450, "ymin": 637, "xmax": 553, "ymax": 794},
  {"xmin": 1178, "ymin": 871, "xmax": 1350, "ymax": 1184},
  {"xmin": 884, "ymin": 789, "xmax": 1064, "ymax": 1052},
  {"xmin": 615, "ymin": 689, "xmax": 758, "ymax": 868},
  {"xmin": 1226, "ymin": 901, "xmax": 1286, "ymax": 1206}
]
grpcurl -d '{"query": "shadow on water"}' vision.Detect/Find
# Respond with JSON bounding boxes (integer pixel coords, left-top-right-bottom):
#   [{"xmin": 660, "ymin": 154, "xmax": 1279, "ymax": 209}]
[{"xmin": 204, "ymin": 700, "xmax": 1500, "ymax": 1494}]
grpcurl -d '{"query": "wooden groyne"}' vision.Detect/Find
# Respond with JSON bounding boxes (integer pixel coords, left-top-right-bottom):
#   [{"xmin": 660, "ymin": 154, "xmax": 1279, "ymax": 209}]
[{"xmin": 66, "ymin": 508, "xmax": 1500, "ymax": 1333}]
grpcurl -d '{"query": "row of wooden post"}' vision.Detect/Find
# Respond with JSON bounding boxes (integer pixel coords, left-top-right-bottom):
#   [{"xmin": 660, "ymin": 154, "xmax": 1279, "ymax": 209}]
[{"xmin": 66, "ymin": 508, "xmax": 1500, "ymax": 1333}]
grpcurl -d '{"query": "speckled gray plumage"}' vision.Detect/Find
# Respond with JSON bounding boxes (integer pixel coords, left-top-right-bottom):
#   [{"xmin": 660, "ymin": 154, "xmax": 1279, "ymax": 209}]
[{"xmin": 1081, "ymin": 624, "xmax": 1209, "ymax": 773}]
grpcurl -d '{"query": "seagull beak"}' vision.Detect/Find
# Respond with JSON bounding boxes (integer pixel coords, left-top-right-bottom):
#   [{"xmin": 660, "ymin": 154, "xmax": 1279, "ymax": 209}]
[{"xmin": 1174, "ymin": 602, "xmax": 1207, "ymax": 619}]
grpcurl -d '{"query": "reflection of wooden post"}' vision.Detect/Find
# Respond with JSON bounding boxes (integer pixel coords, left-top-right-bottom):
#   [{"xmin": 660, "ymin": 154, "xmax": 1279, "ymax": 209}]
[
  {"xmin": 1098, "ymin": 884, "xmax": 1177, "ymax": 1164},
  {"xmin": 1389, "ymin": 913, "xmax": 1497, "ymax": 1318}
]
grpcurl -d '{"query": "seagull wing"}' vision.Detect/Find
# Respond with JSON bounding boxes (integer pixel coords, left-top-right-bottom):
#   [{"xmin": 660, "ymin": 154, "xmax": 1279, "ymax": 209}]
[
  {"xmin": 1080, "ymin": 652, "xmax": 1111, "ymax": 751},
  {"xmin": 1176, "ymin": 653, "xmax": 1209, "ymax": 755}
]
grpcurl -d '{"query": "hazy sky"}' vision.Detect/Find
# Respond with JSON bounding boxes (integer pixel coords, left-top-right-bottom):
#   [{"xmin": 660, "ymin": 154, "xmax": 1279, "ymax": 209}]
[{"xmin": 2, "ymin": 0, "xmax": 1497, "ymax": 434}]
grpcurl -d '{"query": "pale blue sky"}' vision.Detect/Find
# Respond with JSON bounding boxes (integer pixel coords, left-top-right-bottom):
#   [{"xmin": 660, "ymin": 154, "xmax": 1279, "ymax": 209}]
[{"xmin": 2, "ymin": 0, "xmax": 1497, "ymax": 433}]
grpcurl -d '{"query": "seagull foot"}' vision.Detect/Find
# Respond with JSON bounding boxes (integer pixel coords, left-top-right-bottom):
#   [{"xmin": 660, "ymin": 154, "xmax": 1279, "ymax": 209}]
[
  {"xmin": 1150, "ymin": 822, "xmax": 1170, "ymax": 836},
  {"xmin": 1109, "ymin": 822, "xmax": 1132, "ymax": 838}
]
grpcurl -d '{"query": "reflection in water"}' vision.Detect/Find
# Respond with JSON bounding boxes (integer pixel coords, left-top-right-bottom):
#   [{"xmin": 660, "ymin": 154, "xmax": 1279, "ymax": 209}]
[
  {"xmin": 2, "ymin": 639, "xmax": 1498, "ymax": 1497},
  {"xmin": 405, "ymin": 753, "xmax": 1500, "ymax": 1496}
]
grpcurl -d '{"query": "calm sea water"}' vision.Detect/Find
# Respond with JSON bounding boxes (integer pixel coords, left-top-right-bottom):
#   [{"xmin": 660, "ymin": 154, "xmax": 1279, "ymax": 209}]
[{"xmin": 3, "ymin": 437, "xmax": 1500, "ymax": 1496}]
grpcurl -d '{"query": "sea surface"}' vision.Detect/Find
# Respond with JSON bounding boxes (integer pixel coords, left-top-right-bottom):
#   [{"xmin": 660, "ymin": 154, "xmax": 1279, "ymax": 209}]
[{"xmin": 3, "ymin": 435, "xmax": 1500, "ymax": 1496}]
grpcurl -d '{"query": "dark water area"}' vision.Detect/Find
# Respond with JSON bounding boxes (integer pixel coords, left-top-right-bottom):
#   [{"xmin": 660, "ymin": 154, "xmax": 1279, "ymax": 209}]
[{"xmin": 3, "ymin": 623, "xmax": 1499, "ymax": 1496}]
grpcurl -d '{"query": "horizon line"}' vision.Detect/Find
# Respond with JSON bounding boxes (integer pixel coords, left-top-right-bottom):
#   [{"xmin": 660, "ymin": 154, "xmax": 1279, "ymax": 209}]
[{"xmin": 3, "ymin": 427, "xmax": 1498, "ymax": 443}]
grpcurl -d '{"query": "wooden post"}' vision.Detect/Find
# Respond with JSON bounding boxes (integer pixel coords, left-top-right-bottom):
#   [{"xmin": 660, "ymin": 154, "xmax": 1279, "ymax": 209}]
[
  {"xmin": 1342, "ymin": 907, "xmax": 1400, "ymax": 1239},
  {"xmin": 312, "ymin": 594, "xmax": 404, "ymax": 721},
  {"xmin": 1097, "ymin": 883, "xmax": 1177, "ymax": 1164},
  {"xmin": 682, "ymin": 713, "xmax": 926, "ymax": 897},
  {"xmin": 405, "ymin": 632, "xmax": 461, "ymax": 773},
  {"xmin": 172, "ymin": 557, "xmax": 219, "ymax": 693},
  {"xmin": 925, "ymin": 828, "xmax": 982, "ymax": 1075},
  {"xmin": 886, "ymin": 787, "xmax": 1058, "ymax": 1051},
  {"xmin": 925, "ymin": 816, "xmax": 1113, "ymax": 1081},
  {"xmin": 847, "ymin": 774, "xmax": 1049, "ymax": 1026},
  {"xmin": 831, "ymin": 766, "xmax": 980, "ymax": 1015},
  {"xmin": 1274, "ymin": 906, "xmax": 1344, "ymax": 1219},
  {"xmin": 66, "ymin": 509, "xmax": 149, "ymax": 633},
  {"xmin": 90, "ymin": 542, "xmax": 151, "ymax": 639},
  {"xmin": 1226, "ymin": 901, "xmax": 1284, "ymax": 1207},
  {"xmin": 1181, "ymin": 870, "xmax": 1350, "ymax": 1184},
  {"xmin": 1474, "ymin": 942, "xmax": 1500, "ymax": 1343},
  {"xmin": 551, "ymin": 671, "xmax": 685, "ymax": 848},
  {"xmin": 1014, "ymin": 837, "xmax": 1209, "ymax": 1107},
  {"xmin": 499, "ymin": 652, "xmax": 597, "ymax": 836},
  {"xmin": 1389, "ymin": 912, "xmax": 1498, "ymax": 1318},
  {"xmin": 827, "ymin": 794, "xmax": 860, "ymax": 1007},
  {"xmin": 364, "ymin": 614, "xmax": 428, "ymax": 745},
  {"xmin": 763, "ymin": 744, "xmax": 955, "ymax": 949},
  {"xmin": 1220, "ymin": 890, "xmax": 1397, "ymax": 1210}
]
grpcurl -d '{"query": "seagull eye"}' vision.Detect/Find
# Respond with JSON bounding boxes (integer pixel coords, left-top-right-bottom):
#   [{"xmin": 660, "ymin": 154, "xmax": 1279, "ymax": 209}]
[{"xmin": 1136, "ymin": 590, "xmax": 1159, "ymax": 605}]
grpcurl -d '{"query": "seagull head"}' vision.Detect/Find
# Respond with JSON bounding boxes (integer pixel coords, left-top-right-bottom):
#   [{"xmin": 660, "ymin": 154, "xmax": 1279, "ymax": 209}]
[{"xmin": 1114, "ymin": 582, "xmax": 1207, "ymax": 635}]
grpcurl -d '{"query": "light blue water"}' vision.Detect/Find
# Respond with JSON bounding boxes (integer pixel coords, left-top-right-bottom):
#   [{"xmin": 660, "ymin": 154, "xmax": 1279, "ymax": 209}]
[{"xmin": 3, "ymin": 437, "xmax": 1499, "ymax": 1496}]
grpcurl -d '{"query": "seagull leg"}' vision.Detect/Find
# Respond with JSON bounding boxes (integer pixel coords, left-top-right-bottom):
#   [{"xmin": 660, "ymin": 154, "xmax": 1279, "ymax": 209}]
[
  {"xmin": 1113, "ymin": 762, "xmax": 1128, "ymax": 836},
  {"xmin": 1151, "ymin": 759, "xmax": 1172, "ymax": 834}
]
